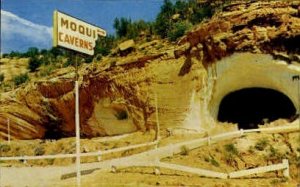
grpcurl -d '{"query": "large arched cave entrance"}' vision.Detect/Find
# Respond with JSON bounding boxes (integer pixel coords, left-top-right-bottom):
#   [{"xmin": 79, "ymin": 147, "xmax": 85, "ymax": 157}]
[{"xmin": 217, "ymin": 88, "xmax": 296, "ymax": 129}]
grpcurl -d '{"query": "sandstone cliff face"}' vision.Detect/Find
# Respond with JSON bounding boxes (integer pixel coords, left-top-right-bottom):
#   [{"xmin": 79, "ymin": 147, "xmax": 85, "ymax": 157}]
[
  {"xmin": 179, "ymin": 1, "xmax": 300, "ymax": 63},
  {"xmin": 0, "ymin": 1, "xmax": 299, "ymax": 140}
]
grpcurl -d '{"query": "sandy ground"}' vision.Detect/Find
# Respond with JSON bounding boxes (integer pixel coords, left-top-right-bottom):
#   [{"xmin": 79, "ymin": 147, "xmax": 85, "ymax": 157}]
[{"xmin": 0, "ymin": 125, "xmax": 299, "ymax": 187}]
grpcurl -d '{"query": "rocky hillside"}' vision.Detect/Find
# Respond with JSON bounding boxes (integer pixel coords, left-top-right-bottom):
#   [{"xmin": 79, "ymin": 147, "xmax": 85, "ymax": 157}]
[{"xmin": 0, "ymin": 1, "xmax": 299, "ymax": 140}]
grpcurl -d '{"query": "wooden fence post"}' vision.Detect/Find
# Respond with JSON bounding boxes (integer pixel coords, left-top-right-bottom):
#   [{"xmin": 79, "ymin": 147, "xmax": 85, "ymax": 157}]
[{"xmin": 283, "ymin": 159, "xmax": 289, "ymax": 178}]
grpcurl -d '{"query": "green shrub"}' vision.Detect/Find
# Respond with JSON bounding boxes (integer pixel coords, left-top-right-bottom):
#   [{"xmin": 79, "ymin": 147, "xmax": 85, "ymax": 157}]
[
  {"xmin": 0, "ymin": 144, "xmax": 11, "ymax": 152},
  {"xmin": 248, "ymin": 145, "xmax": 255, "ymax": 154},
  {"xmin": 13, "ymin": 73, "xmax": 29, "ymax": 86},
  {"xmin": 210, "ymin": 158, "xmax": 220, "ymax": 167},
  {"xmin": 94, "ymin": 35, "xmax": 116, "ymax": 56},
  {"xmin": 225, "ymin": 152, "xmax": 236, "ymax": 167},
  {"xmin": 8, "ymin": 51, "xmax": 22, "ymax": 58},
  {"xmin": 63, "ymin": 60, "xmax": 73, "ymax": 68},
  {"xmin": 34, "ymin": 146, "xmax": 45, "ymax": 156},
  {"xmin": 24, "ymin": 47, "xmax": 39, "ymax": 58},
  {"xmin": 255, "ymin": 138, "xmax": 269, "ymax": 151},
  {"xmin": 47, "ymin": 158, "xmax": 55, "ymax": 165},
  {"xmin": 224, "ymin": 143, "xmax": 239, "ymax": 155},
  {"xmin": 189, "ymin": 4, "xmax": 214, "ymax": 24},
  {"xmin": 39, "ymin": 65, "xmax": 54, "ymax": 77},
  {"xmin": 180, "ymin": 145, "xmax": 190, "ymax": 156},
  {"xmin": 168, "ymin": 21, "xmax": 192, "ymax": 41},
  {"xmin": 113, "ymin": 18, "xmax": 151, "ymax": 39},
  {"xmin": 154, "ymin": 0, "xmax": 174, "ymax": 38},
  {"xmin": 154, "ymin": 0, "xmax": 214, "ymax": 39},
  {"xmin": 268, "ymin": 146, "xmax": 284, "ymax": 162},
  {"xmin": 0, "ymin": 73, "xmax": 4, "ymax": 83},
  {"xmin": 28, "ymin": 57, "xmax": 42, "ymax": 72},
  {"xmin": 204, "ymin": 156, "xmax": 210, "ymax": 162}
]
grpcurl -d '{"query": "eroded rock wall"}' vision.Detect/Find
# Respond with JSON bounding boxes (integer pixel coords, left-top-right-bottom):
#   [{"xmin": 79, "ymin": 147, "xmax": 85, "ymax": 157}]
[{"xmin": 0, "ymin": 1, "xmax": 299, "ymax": 140}]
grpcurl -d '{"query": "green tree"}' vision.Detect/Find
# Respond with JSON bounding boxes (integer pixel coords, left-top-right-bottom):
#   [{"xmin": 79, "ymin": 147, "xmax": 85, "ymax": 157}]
[
  {"xmin": 94, "ymin": 35, "xmax": 116, "ymax": 56},
  {"xmin": 114, "ymin": 17, "xmax": 132, "ymax": 38},
  {"xmin": 154, "ymin": 0, "xmax": 175, "ymax": 38},
  {"xmin": 168, "ymin": 21, "xmax": 192, "ymax": 41},
  {"xmin": 24, "ymin": 47, "xmax": 39, "ymax": 58},
  {"xmin": 113, "ymin": 17, "xmax": 151, "ymax": 39},
  {"xmin": 9, "ymin": 51, "xmax": 22, "ymax": 58},
  {"xmin": 189, "ymin": 2, "xmax": 214, "ymax": 24},
  {"xmin": 49, "ymin": 47, "xmax": 64, "ymax": 58}
]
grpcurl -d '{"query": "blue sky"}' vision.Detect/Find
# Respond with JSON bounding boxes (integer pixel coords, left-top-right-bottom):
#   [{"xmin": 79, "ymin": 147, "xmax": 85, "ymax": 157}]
[{"xmin": 1, "ymin": 0, "xmax": 164, "ymax": 53}]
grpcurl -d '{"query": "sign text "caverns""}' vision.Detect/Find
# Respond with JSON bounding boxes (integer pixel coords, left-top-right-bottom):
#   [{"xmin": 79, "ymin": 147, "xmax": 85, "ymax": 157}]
[{"xmin": 53, "ymin": 10, "xmax": 106, "ymax": 55}]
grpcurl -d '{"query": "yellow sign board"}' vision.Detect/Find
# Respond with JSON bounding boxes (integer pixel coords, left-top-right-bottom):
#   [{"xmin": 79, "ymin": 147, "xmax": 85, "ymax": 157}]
[{"xmin": 53, "ymin": 10, "xmax": 106, "ymax": 55}]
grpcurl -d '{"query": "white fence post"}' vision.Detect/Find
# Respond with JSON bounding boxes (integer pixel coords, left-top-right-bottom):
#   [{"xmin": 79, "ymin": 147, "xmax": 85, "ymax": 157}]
[
  {"xmin": 155, "ymin": 92, "xmax": 160, "ymax": 147},
  {"xmin": 7, "ymin": 118, "xmax": 10, "ymax": 144},
  {"xmin": 75, "ymin": 80, "xmax": 81, "ymax": 187},
  {"xmin": 207, "ymin": 137, "xmax": 211, "ymax": 145},
  {"xmin": 240, "ymin": 128, "xmax": 244, "ymax": 136},
  {"xmin": 282, "ymin": 159, "xmax": 289, "ymax": 178}
]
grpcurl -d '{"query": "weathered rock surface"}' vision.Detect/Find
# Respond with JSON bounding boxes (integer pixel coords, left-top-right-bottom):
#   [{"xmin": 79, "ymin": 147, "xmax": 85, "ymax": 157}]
[
  {"xmin": 0, "ymin": 1, "xmax": 299, "ymax": 140},
  {"xmin": 178, "ymin": 1, "xmax": 300, "ymax": 64}
]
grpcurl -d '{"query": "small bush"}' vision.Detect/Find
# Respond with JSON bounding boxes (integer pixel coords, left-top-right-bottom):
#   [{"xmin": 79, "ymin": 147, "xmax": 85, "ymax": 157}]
[
  {"xmin": 28, "ymin": 57, "xmax": 42, "ymax": 72},
  {"xmin": 255, "ymin": 138, "xmax": 269, "ymax": 151},
  {"xmin": 180, "ymin": 145, "xmax": 189, "ymax": 156},
  {"xmin": 94, "ymin": 35, "xmax": 116, "ymax": 57},
  {"xmin": 225, "ymin": 153, "xmax": 236, "ymax": 167},
  {"xmin": 0, "ymin": 144, "xmax": 11, "ymax": 152},
  {"xmin": 13, "ymin": 73, "xmax": 29, "ymax": 86},
  {"xmin": 39, "ymin": 65, "xmax": 54, "ymax": 77},
  {"xmin": 63, "ymin": 60, "xmax": 73, "ymax": 68},
  {"xmin": 224, "ymin": 143, "xmax": 239, "ymax": 155},
  {"xmin": 34, "ymin": 146, "xmax": 45, "ymax": 156},
  {"xmin": 0, "ymin": 73, "xmax": 4, "ymax": 83},
  {"xmin": 204, "ymin": 156, "xmax": 210, "ymax": 162},
  {"xmin": 167, "ymin": 21, "xmax": 192, "ymax": 42},
  {"xmin": 268, "ymin": 146, "xmax": 284, "ymax": 162},
  {"xmin": 248, "ymin": 145, "xmax": 255, "ymax": 154},
  {"xmin": 210, "ymin": 158, "xmax": 220, "ymax": 167}
]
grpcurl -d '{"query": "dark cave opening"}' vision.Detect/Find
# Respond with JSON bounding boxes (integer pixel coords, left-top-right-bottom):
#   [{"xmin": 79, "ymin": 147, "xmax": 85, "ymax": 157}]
[
  {"xmin": 217, "ymin": 88, "xmax": 296, "ymax": 129},
  {"xmin": 43, "ymin": 118, "xmax": 64, "ymax": 140}
]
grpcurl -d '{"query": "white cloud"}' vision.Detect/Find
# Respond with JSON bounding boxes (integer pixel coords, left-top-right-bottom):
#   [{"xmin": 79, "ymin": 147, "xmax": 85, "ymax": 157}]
[{"xmin": 1, "ymin": 10, "xmax": 52, "ymax": 53}]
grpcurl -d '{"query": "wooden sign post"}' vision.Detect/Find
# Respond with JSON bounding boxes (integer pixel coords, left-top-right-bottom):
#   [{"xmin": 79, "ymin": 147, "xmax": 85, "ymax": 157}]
[{"xmin": 53, "ymin": 10, "xmax": 106, "ymax": 186}]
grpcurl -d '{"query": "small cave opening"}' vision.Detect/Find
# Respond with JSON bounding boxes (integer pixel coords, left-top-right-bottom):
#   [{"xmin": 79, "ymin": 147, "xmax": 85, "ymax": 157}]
[
  {"xmin": 43, "ymin": 119, "xmax": 64, "ymax": 140},
  {"xmin": 114, "ymin": 110, "xmax": 128, "ymax": 120},
  {"xmin": 217, "ymin": 88, "xmax": 296, "ymax": 129}
]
